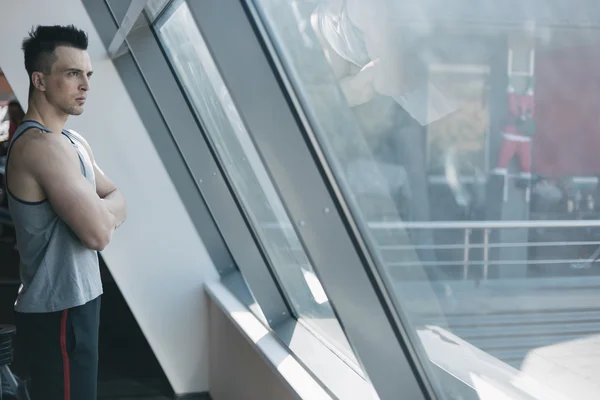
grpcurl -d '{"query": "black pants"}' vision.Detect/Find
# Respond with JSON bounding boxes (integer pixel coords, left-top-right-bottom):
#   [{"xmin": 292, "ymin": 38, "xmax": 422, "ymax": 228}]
[{"xmin": 14, "ymin": 296, "xmax": 101, "ymax": 400}]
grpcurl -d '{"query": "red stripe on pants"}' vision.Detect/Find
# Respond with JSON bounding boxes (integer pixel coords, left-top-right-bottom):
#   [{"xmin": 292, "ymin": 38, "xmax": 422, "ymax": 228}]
[{"xmin": 60, "ymin": 310, "xmax": 71, "ymax": 400}]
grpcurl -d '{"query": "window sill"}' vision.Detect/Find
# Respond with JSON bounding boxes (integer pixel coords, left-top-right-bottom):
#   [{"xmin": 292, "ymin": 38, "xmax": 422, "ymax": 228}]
[{"xmin": 205, "ymin": 281, "xmax": 378, "ymax": 400}]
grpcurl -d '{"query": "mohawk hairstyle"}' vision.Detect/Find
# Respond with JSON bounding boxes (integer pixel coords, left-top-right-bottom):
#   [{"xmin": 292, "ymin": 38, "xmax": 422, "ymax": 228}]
[{"xmin": 22, "ymin": 25, "xmax": 88, "ymax": 89}]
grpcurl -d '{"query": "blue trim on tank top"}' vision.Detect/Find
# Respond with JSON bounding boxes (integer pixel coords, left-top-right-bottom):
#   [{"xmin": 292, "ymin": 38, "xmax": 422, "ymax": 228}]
[
  {"xmin": 5, "ymin": 123, "xmax": 51, "ymax": 205},
  {"xmin": 8, "ymin": 194, "xmax": 48, "ymax": 205}
]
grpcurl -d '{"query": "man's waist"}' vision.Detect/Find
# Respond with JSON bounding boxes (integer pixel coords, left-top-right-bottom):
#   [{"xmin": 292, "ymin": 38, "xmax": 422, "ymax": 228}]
[{"xmin": 15, "ymin": 284, "xmax": 103, "ymax": 313}]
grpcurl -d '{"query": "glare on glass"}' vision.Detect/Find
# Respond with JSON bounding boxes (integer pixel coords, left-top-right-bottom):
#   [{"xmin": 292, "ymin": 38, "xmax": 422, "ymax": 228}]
[
  {"xmin": 253, "ymin": 0, "xmax": 600, "ymax": 399},
  {"xmin": 156, "ymin": 0, "xmax": 355, "ymax": 358}
]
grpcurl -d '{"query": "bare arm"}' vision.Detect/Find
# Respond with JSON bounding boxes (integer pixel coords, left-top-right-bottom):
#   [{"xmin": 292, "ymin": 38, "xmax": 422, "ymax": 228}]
[
  {"xmin": 96, "ymin": 169, "xmax": 126, "ymax": 229},
  {"xmin": 72, "ymin": 130, "xmax": 127, "ymax": 228},
  {"xmin": 27, "ymin": 135, "xmax": 117, "ymax": 250}
]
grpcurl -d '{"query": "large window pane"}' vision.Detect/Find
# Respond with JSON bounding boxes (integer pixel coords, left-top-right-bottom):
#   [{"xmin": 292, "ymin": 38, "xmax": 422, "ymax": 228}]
[
  {"xmin": 253, "ymin": 0, "xmax": 600, "ymax": 398},
  {"xmin": 156, "ymin": 1, "xmax": 355, "ymax": 357}
]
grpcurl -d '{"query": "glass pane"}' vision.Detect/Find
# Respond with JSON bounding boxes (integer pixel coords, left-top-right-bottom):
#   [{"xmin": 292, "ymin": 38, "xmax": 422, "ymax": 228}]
[
  {"xmin": 156, "ymin": 1, "xmax": 356, "ymax": 357},
  {"xmin": 254, "ymin": 0, "xmax": 600, "ymax": 399},
  {"xmin": 145, "ymin": 0, "xmax": 171, "ymax": 21}
]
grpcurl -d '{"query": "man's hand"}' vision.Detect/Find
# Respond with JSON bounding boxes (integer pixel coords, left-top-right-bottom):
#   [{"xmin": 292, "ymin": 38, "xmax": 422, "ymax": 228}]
[
  {"xmin": 101, "ymin": 189, "xmax": 126, "ymax": 229},
  {"xmin": 93, "ymin": 162, "xmax": 126, "ymax": 230},
  {"xmin": 70, "ymin": 130, "xmax": 127, "ymax": 230}
]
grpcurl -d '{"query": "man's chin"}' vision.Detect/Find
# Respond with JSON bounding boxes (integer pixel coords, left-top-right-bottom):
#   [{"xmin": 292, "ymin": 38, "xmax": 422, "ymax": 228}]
[{"xmin": 67, "ymin": 106, "xmax": 84, "ymax": 116}]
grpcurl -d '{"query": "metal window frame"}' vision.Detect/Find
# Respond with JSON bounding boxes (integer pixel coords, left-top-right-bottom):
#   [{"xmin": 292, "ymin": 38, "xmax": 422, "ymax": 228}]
[
  {"xmin": 145, "ymin": 3, "xmax": 380, "ymax": 395},
  {"xmin": 145, "ymin": 0, "xmax": 175, "ymax": 23},
  {"xmin": 90, "ymin": 0, "xmax": 455, "ymax": 399},
  {"xmin": 152, "ymin": 0, "xmax": 184, "ymax": 29},
  {"xmin": 182, "ymin": 0, "xmax": 436, "ymax": 399},
  {"xmin": 92, "ymin": 2, "xmax": 379, "ymax": 398},
  {"xmin": 107, "ymin": 0, "xmax": 148, "ymax": 58},
  {"xmin": 87, "ymin": 0, "xmax": 292, "ymax": 328},
  {"xmin": 148, "ymin": 0, "xmax": 366, "ymax": 361},
  {"xmin": 95, "ymin": 0, "xmax": 383, "ymax": 398}
]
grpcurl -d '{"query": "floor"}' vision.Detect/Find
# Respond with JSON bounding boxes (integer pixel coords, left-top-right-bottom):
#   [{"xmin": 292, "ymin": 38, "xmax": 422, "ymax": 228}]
[{"xmin": 0, "ymin": 225, "xmax": 208, "ymax": 399}]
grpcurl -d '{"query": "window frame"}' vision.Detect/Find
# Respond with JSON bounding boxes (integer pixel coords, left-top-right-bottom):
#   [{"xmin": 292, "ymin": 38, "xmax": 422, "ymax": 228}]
[
  {"xmin": 99, "ymin": 0, "xmax": 292, "ymax": 329},
  {"xmin": 90, "ymin": 1, "xmax": 600, "ymax": 399},
  {"xmin": 91, "ymin": 0, "xmax": 469, "ymax": 398},
  {"xmin": 152, "ymin": 5, "xmax": 345, "ymax": 339},
  {"xmin": 148, "ymin": 2, "xmax": 377, "ymax": 396},
  {"xmin": 181, "ymin": 0, "xmax": 437, "ymax": 399},
  {"xmin": 145, "ymin": 0, "xmax": 174, "ymax": 23}
]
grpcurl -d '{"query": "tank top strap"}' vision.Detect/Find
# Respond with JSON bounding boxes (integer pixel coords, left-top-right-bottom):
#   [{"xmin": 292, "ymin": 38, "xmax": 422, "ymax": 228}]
[
  {"xmin": 5, "ymin": 120, "xmax": 52, "ymax": 192},
  {"xmin": 60, "ymin": 130, "xmax": 89, "ymax": 179},
  {"xmin": 7, "ymin": 120, "xmax": 51, "ymax": 154}
]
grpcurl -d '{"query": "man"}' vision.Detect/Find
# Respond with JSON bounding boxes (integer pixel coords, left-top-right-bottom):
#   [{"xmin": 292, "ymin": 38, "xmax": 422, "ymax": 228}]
[{"xmin": 6, "ymin": 25, "xmax": 126, "ymax": 399}]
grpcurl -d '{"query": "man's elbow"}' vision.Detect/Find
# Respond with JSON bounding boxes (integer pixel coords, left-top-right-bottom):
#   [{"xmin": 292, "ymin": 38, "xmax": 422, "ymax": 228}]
[{"xmin": 82, "ymin": 229, "xmax": 112, "ymax": 251}]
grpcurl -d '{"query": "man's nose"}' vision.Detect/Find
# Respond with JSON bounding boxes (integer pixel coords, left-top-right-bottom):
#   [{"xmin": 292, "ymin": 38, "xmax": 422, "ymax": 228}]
[{"xmin": 80, "ymin": 76, "xmax": 90, "ymax": 91}]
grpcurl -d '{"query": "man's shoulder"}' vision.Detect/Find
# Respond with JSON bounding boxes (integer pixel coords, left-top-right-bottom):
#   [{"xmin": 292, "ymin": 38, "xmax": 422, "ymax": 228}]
[
  {"xmin": 10, "ymin": 127, "xmax": 45, "ymax": 155},
  {"xmin": 12, "ymin": 130, "xmax": 76, "ymax": 167}
]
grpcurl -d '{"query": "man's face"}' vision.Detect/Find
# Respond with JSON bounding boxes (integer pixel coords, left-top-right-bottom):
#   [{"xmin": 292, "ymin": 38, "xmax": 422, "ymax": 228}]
[{"xmin": 41, "ymin": 46, "xmax": 93, "ymax": 116}]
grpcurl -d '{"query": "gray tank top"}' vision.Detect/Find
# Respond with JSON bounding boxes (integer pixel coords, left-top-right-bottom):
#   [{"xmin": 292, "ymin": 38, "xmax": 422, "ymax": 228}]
[{"xmin": 6, "ymin": 120, "xmax": 103, "ymax": 313}]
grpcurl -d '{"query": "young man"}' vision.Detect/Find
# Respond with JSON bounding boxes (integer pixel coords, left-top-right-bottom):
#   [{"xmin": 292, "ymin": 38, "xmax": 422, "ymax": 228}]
[{"xmin": 6, "ymin": 25, "xmax": 126, "ymax": 399}]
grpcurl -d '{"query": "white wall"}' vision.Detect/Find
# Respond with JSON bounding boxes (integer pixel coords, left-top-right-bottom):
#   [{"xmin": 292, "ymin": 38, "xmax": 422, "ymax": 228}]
[
  {"xmin": 0, "ymin": 0, "xmax": 219, "ymax": 394},
  {"xmin": 209, "ymin": 300, "xmax": 298, "ymax": 400}
]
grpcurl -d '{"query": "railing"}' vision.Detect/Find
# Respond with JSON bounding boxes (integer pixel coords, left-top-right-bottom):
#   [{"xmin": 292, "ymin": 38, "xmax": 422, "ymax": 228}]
[
  {"xmin": 368, "ymin": 220, "xmax": 600, "ymax": 280},
  {"xmin": 261, "ymin": 219, "xmax": 600, "ymax": 280}
]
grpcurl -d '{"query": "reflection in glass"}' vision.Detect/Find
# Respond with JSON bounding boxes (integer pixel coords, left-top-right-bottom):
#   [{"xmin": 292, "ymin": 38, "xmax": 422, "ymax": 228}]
[
  {"xmin": 253, "ymin": 0, "xmax": 600, "ymax": 398},
  {"xmin": 156, "ymin": 1, "xmax": 355, "ymax": 357}
]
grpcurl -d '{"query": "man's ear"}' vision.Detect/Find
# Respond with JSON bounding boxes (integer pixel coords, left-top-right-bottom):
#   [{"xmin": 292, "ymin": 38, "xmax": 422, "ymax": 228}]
[{"xmin": 31, "ymin": 72, "xmax": 46, "ymax": 92}]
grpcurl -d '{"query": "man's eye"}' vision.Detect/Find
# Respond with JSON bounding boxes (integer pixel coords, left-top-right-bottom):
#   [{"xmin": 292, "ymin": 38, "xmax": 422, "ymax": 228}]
[{"xmin": 70, "ymin": 71, "xmax": 78, "ymax": 76}]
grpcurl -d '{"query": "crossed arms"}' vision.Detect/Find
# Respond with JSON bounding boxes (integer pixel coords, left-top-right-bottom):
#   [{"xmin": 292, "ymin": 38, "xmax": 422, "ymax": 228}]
[{"xmin": 26, "ymin": 133, "xmax": 126, "ymax": 251}]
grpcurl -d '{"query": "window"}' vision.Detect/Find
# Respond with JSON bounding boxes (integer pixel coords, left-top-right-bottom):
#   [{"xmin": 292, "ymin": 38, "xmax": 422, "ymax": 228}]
[
  {"xmin": 155, "ymin": 1, "xmax": 354, "ymax": 357},
  {"xmin": 253, "ymin": 0, "xmax": 600, "ymax": 398},
  {"xmin": 144, "ymin": 0, "xmax": 171, "ymax": 21},
  {"xmin": 425, "ymin": 64, "xmax": 490, "ymax": 177}
]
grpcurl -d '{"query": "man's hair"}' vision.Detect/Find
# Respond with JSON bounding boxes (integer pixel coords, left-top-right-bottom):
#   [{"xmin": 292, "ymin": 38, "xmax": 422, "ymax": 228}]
[{"xmin": 22, "ymin": 25, "xmax": 88, "ymax": 89}]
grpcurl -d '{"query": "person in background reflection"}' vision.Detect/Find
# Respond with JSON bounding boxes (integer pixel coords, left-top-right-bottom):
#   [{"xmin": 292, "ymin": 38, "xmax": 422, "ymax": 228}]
[
  {"xmin": 7, "ymin": 99, "xmax": 25, "ymax": 144},
  {"xmin": 309, "ymin": 0, "xmax": 441, "ymax": 267}
]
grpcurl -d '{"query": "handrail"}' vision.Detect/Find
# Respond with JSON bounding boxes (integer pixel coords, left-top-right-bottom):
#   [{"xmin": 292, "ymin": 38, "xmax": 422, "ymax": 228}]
[
  {"xmin": 369, "ymin": 220, "xmax": 600, "ymax": 230},
  {"xmin": 261, "ymin": 220, "xmax": 600, "ymax": 281},
  {"xmin": 388, "ymin": 258, "xmax": 600, "ymax": 267},
  {"xmin": 380, "ymin": 241, "xmax": 600, "ymax": 250},
  {"xmin": 369, "ymin": 220, "xmax": 600, "ymax": 280}
]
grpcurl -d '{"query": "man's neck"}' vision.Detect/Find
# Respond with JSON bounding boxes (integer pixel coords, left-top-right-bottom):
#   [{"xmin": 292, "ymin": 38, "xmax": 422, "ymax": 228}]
[{"xmin": 25, "ymin": 97, "xmax": 68, "ymax": 135}]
